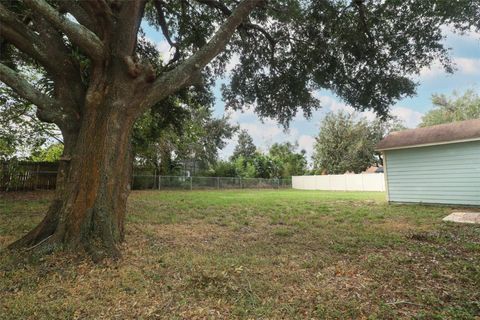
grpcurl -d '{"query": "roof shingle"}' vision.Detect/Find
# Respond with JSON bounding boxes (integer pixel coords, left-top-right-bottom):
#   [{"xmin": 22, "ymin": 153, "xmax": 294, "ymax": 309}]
[{"xmin": 376, "ymin": 119, "xmax": 480, "ymax": 151}]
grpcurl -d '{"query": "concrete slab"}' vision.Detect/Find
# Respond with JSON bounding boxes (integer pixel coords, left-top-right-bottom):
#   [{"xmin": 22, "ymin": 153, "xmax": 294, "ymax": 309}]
[{"xmin": 443, "ymin": 211, "xmax": 480, "ymax": 224}]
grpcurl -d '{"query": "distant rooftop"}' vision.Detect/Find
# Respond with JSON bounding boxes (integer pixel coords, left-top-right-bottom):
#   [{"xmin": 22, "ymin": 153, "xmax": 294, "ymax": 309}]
[{"xmin": 376, "ymin": 119, "xmax": 480, "ymax": 151}]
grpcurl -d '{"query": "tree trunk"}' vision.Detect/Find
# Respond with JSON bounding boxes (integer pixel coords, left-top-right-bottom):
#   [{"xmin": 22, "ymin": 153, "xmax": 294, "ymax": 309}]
[
  {"xmin": 9, "ymin": 103, "xmax": 135, "ymax": 261},
  {"xmin": 3, "ymin": 0, "xmax": 262, "ymax": 261}
]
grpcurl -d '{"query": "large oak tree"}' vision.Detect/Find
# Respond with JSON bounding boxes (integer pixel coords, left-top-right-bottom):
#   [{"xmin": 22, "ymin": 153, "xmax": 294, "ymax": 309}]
[{"xmin": 0, "ymin": 0, "xmax": 478, "ymax": 259}]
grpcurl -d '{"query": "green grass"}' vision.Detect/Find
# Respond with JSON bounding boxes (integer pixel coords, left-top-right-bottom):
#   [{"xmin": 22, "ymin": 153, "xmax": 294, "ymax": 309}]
[{"xmin": 1, "ymin": 189, "xmax": 479, "ymax": 319}]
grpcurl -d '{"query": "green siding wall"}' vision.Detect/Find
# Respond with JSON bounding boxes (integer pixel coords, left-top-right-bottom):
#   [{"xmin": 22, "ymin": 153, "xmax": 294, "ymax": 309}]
[{"xmin": 385, "ymin": 140, "xmax": 480, "ymax": 206}]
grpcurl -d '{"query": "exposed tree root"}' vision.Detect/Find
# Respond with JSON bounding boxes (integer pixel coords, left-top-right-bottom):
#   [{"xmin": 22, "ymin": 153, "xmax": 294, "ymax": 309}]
[
  {"xmin": 8, "ymin": 200, "xmax": 61, "ymax": 250},
  {"xmin": 8, "ymin": 200, "xmax": 123, "ymax": 262}
]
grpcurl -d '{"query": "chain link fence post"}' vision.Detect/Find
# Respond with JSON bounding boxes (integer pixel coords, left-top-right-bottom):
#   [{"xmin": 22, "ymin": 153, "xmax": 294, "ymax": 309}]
[{"xmin": 153, "ymin": 169, "xmax": 157, "ymax": 190}]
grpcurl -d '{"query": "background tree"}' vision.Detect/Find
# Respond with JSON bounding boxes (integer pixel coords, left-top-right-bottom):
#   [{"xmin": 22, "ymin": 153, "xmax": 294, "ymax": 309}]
[
  {"xmin": 0, "ymin": 83, "xmax": 61, "ymax": 161},
  {"xmin": 313, "ymin": 112, "xmax": 373, "ymax": 174},
  {"xmin": 1, "ymin": 0, "xmax": 478, "ymax": 259},
  {"xmin": 251, "ymin": 153, "xmax": 279, "ymax": 179},
  {"xmin": 233, "ymin": 155, "xmax": 257, "ymax": 178},
  {"xmin": 420, "ymin": 89, "xmax": 480, "ymax": 127},
  {"xmin": 206, "ymin": 141, "xmax": 307, "ymax": 179},
  {"xmin": 313, "ymin": 112, "xmax": 405, "ymax": 174},
  {"xmin": 30, "ymin": 143, "xmax": 63, "ymax": 162},
  {"xmin": 369, "ymin": 117, "xmax": 406, "ymax": 166},
  {"xmin": 230, "ymin": 130, "xmax": 257, "ymax": 161},
  {"xmin": 133, "ymin": 88, "xmax": 237, "ymax": 175},
  {"xmin": 202, "ymin": 160, "xmax": 237, "ymax": 177},
  {"xmin": 268, "ymin": 142, "xmax": 307, "ymax": 177}
]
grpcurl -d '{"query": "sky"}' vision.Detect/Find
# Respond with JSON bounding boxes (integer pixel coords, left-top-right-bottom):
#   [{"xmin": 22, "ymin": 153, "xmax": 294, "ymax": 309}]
[{"xmin": 143, "ymin": 24, "xmax": 480, "ymax": 163}]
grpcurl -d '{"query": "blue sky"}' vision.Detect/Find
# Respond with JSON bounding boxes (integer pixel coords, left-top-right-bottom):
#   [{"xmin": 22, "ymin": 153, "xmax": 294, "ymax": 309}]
[{"xmin": 144, "ymin": 24, "xmax": 480, "ymax": 162}]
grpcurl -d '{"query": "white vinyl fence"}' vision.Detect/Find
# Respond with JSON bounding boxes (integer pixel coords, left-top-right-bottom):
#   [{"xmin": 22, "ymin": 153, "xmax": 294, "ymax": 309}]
[{"xmin": 292, "ymin": 174, "xmax": 385, "ymax": 192}]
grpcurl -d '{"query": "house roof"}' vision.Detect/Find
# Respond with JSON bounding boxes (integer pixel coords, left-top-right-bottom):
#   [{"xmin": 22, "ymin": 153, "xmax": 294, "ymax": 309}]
[
  {"xmin": 376, "ymin": 119, "xmax": 480, "ymax": 151},
  {"xmin": 363, "ymin": 166, "xmax": 383, "ymax": 173}
]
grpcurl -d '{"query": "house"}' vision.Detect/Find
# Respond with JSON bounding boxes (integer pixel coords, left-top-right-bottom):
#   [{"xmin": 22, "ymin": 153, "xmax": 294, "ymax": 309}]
[
  {"xmin": 363, "ymin": 166, "xmax": 384, "ymax": 173},
  {"xmin": 376, "ymin": 119, "xmax": 480, "ymax": 206}
]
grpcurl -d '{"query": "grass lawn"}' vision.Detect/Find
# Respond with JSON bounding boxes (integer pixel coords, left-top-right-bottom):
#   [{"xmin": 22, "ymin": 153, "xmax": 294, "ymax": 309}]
[{"xmin": 1, "ymin": 189, "xmax": 479, "ymax": 319}]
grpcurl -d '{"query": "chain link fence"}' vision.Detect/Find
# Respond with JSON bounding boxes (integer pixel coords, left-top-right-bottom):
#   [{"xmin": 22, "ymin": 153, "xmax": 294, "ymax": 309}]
[
  {"xmin": 133, "ymin": 175, "xmax": 292, "ymax": 190},
  {"xmin": 1, "ymin": 171, "xmax": 292, "ymax": 192}
]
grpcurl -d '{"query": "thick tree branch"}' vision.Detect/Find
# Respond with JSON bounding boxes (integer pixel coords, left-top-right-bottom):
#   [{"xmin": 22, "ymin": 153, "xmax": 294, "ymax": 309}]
[
  {"xmin": 242, "ymin": 22, "xmax": 276, "ymax": 48},
  {"xmin": 0, "ymin": 4, "xmax": 53, "ymax": 70},
  {"xmin": 0, "ymin": 23, "xmax": 46, "ymax": 64},
  {"xmin": 153, "ymin": 0, "xmax": 176, "ymax": 48},
  {"xmin": 113, "ymin": 0, "xmax": 146, "ymax": 56},
  {"xmin": 76, "ymin": 0, "xmax": 116, "ymax": 42},
  {"xmin": 153, "ymin": 0, "xmax": 180, "ymax": 64},
  {"xmin": 32, "ymin": 17, "xmax": 86, "ymax": 114},
  {"xmin": 196, "ymin": 0, "xmax": 232, "ymax": 15},
  {"xmin": 1, "ymin": 4, "xmax": 84, "ymax": 117},
  {"xmin": 58, "ymin": 1, "xmax": 98, "ymax": 34},
  {"xmin": 0, "ymin": 3, "xmax": 76, "ymax": 72},
  {"xmin": 0, "ymin": 63, "xmax": 62, "ymax": 123},
  {"xmin": 196, "ymin": 0, "xmax": 275, "ymax": 48},
  {"xmin": 144, "ymin": 0, "xmax": 262, "ymax": 109},
  {"xmin": 23, "ymin": 0, "xmax": 104, "ymax": 61}
]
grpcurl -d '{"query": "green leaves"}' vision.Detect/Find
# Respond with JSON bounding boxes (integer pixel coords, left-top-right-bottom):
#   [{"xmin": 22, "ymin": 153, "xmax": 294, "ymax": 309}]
[
  {"xmin": 0, "ymin": 83, "xmax": 60, "ymax": 161},
  {"xmin": 312, "ymin": 111, "xmax": 404, "ymax": 174},
  {"xmin": 218, "ymin": 137, "xmax": 306, "ymax": 179},
  {"xmin": 133, "ymin": 88, "xmax": 237, "ymax": 174},
  {"xmin": 420, "ymin": 89, "xmax": 480, "ymax": 127},
  {"xmin": 224, "ymin": 0, "xmax": 479, "ymax": 124},
  {"xmin": 30, "ymin": 143, "xmax": 63, "ymax": 162},
  {"xmin": 231, "ymin": 130, "xmax": 257, "ymax": 161}
]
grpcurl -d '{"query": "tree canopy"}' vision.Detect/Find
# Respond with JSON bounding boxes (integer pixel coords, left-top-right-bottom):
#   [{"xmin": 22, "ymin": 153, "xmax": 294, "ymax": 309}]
[
  {"xmin": 420, "ymin": 89, "xmax": 480, "ymax": 127},
  {"xmin": 133, "ymin": 87, "xmax": 237, "ymax": 175},
  {"xmin": 313, "ymin": 111, "xmax": 404, "ymax": 174},
  {"xmin": 230, "ymin": 129, "xmax": 257, "ymax": 161},
  {"xmin": 0, "ymin": 82, "xmax": 61, "ymax": 160},
  {"xmin": 205, "ymin": 141, "xmax": 307, "ymax": 179},
  {"xmin": 268, "ymin": 142, "xmax": 307, "ymax": 177},
  {"xmin": 2, "ymin": 1, "xmax": 478, "ymax": 129}
]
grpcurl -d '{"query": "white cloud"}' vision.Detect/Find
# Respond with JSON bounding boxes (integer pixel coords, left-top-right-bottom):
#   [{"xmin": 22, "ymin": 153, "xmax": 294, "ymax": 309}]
[
  {"xmin": 219, "ymin": 119, "xmax": 314, "ymax": 159},
  {"xmin": 146, "ymin": 37, "xmax": 175, "ymax": 63},
  {"xmin": 391, "ymin": 107, "xmax": 424, "ymax": 128},
  {"xmin": 240, "ymin": 123, "xmax": 283, "ymax": 144},
  {"xmin": 442, "ymin": 24, "xmax": 480, "ymax": 44},
  {"xmin": 298, "ymin": 135, "xmax": 316, "ymax": 157},
  {"xmin": 316, "ymin": 95, "xmax": 377, "ymax": 121},
  {"xmin": 419, "ymin": 57, "xmax": 480, "ymax": 79},
  {"xmin": 455, "ymin": 58, "xmax": 480, "ymax": 75},
  {"xmin": 419, "ymin": 60, "xmax": 445, "ymax": 79},
  {"xmin": 227, "ymin": 106, "xmax": 255, "ymax": 122},
  {"xmin": 316, "ymin": 95, "xmax": 352, "ymax": 113},
  {"xmin": 315, "ymin": 93, "xmax": 424, "ymax": 128}
]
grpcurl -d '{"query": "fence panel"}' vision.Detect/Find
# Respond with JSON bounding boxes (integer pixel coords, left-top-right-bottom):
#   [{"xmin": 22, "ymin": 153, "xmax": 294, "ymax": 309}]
[
  {"xmin": 191, "ymin": 176, "xmax": 213, "ymax": 189},
  {"xmin": 132, "ymin": 175, "xmax": 158, "ymax": 190},
  {"xmin": 158, "ymin": 176, "xmax": 191, "ymax": 190},
  {"xmin": 1, "ymin": 171, "xmax": 292, "ymax": 192},
  {"xmin": 292, "ymin": 174, "xmax": 385, "ymax": 192},
  {"xmin": 1, "ymin": 171, "xmax": 57, "ymax": 192}
]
